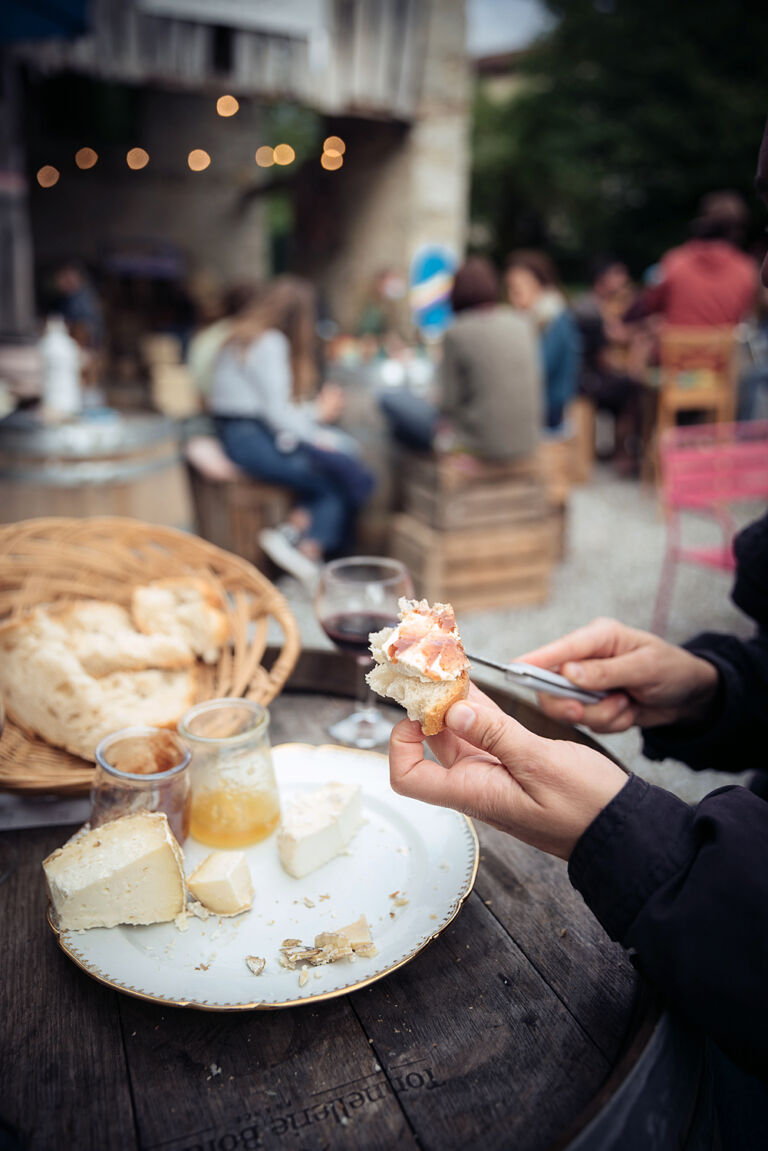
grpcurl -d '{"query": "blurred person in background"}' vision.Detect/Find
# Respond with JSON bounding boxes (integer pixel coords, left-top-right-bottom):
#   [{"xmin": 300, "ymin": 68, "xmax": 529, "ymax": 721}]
[
  {"xmin": 505, "ymin": 250, "xmax": 581, "ymax": 433},
  {"xmin": 209, "ymin": 275, "xmax": 375, "ymax": 585},
  {"xmin": 738, "ymin": 277, "xmax": 768, "ymax": 421},
  {"xmin": 624, "ymin": 191, "xmax": 757, "ymax": 328},
  {"xmin": 52, "ymin": 262, "xmax": 105, "ymax": 390},
  {"xmin": 573, "ymin": 255, "xmax": 647, "ymax": 474},
  {"xmin": 379, "ymin": 256, "xmax": 541, "ymax": 462},
  {"xmin": 187, "ymin": 281, "xmax": 263, "ymax": 400}
]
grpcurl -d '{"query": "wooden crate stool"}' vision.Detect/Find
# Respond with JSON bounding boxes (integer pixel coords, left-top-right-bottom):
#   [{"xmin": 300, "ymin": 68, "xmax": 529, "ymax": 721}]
[
  {"xmin": 565, "ymin": 395, "xmax": 596, "ymax": 484},
  {"xmin": 185, "ymin": 436, "xmax": 291, "ymax": 570},
  {"xmin": 391, "ymin": 450, "xmax": 563, "ymax": 611}
]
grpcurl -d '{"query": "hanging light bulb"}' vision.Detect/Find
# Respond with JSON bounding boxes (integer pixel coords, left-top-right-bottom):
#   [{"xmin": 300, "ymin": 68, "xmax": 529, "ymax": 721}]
[
  {"xmin": 255, "ymin": 146, "xmax": 275, "ymax": 167},
  {"xmin": 321, "ymin": 152, "xmax": 343, "ymax": 171},
  {"xmin": 188, "ymin": 149, "xmax": 212, "ymax": 172},
  {"xmin": 75, "ymin": 147, "xmax": 98, "ymax": 170},
  {"xmin": 273, "ymin": 143, "xmax": 295, "ymax": 166},
  {"xmin": 37, "ymin": 165, "xmax": 60, "ymax": 188},
  {"xmin": 217, "ymin": 95, "xmax": 239, "ymax": 117},
  {"xmin": 323, "ymin": 135, "xmax": 346, "ymax": 156},
  {"xmin": 126, "ymin": 148, "xmax": 150, "ymax": 170}
]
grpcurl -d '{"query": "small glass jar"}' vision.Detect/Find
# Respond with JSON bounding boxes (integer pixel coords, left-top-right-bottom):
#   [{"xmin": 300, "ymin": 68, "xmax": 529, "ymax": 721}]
[
  {"xmin": 178, "ymin": 699, "xmax": 280, "ymax": 849},
  {"xmin": 91, "ymin": 727, "xmax": 192, "ymax": 843}
]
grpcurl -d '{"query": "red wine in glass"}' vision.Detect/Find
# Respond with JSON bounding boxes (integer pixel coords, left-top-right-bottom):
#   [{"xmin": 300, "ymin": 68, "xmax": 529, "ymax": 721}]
[
  {"xmin": 320, "ymin": 611, "xmax": 399, "ymax": 657},
  {"xmin": 314, "ymin": 557, "xmax": 413, "ymax": 748}
]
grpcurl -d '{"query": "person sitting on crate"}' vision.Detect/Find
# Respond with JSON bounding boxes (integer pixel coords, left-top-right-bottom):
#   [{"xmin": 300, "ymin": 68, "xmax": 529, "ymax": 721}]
[
  {"xmin": 378, "ymin": 257, "xmax": 542, "ymax": 464},
  {"xmin": 209, "ymin": 276, "xmax": 375, "ymax": 586}
]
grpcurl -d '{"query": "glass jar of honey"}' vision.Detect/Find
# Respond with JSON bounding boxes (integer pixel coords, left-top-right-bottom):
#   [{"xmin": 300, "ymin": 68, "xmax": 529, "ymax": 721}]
[
  {"xmin": 91, "ymin": 727, "xmax": 192, "ymax": 843},
  {"xmin": 178, "ymin": 699, "xmax": 280, "ymax": 848}
]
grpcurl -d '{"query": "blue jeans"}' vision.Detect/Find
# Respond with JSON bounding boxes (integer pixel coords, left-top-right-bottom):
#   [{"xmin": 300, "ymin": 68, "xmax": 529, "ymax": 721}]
[
  {"xmin": 378, "ymin": 390, "xmax": 438, "ymax": 451},
  {"xmin": 216, "ymin": 418, "xmax": 374, "ymax": 556}
]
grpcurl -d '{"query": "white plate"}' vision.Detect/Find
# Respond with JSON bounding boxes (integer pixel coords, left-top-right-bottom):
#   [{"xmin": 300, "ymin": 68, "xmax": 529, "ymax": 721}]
[{"xmin": 49, "ymin": 743, "xmax": 479, "ymax": 1010}]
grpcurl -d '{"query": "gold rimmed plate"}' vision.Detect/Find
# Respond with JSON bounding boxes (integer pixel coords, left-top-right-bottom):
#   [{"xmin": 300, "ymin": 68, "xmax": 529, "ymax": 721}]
[{"xmin": 47, "ymin": 743, "xmax": 479, "ymax": 1010}]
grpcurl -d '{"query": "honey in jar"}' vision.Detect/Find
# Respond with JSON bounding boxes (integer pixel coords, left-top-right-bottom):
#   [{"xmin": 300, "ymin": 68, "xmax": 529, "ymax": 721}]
[{"xmin": 178, "ymin": 699, "xmax": 280, "ymax": 849}]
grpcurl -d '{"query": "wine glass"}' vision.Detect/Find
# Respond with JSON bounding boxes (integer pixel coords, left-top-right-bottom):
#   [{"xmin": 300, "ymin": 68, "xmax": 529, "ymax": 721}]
[{"xmin": 314, "ymin": 556, "xmax": 413, "ymax": 749}]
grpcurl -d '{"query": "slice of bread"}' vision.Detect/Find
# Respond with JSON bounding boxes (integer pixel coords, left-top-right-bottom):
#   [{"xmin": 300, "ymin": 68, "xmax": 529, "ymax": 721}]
[
  {"xmin": 366, "ymin": 599, "xmax": 469, "ymax": 736},
  {"xmin": 47, "ymin": 600, "xmax": 194, "ymax": 676},
  {"xmin": 0, "ymin": 612, "xmax": 198, "ymax": 762},
  {"xmin": 131, "ymin": 577, "xmax": 229, "ymax": 664}
]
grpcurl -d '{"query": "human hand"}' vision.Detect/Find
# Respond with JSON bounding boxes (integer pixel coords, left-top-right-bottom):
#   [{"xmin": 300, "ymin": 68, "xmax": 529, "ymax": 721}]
[
  {"xmin": 518, "ymin": 618, "xmax": 719, "ymax": 733},
  {"xmin": 389, "ymin": 685, "xmax": 627, "ymax": 861},
  {"xmin": 316, "ymin": 383, "xmax": 345, "ymax": 423}
]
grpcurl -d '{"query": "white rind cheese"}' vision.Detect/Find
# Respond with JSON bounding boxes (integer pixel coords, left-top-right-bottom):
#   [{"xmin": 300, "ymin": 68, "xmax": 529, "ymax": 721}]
[
  {"xmin": 43, "ymin": 812, "xmax": 185, "ymax": 931},
  {"xmin": 277, "ymin": 782, "xmax": 363, "ymax": 879},
  {"xmin": 186, "ymin": 851, "xmax": 254, "ymax": 916}
]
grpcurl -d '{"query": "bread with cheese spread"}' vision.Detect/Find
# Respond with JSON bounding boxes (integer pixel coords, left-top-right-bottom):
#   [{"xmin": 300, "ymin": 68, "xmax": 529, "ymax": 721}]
[{"xmin": 366, "ymin": 598, "xmax": 469, "ymax": 736}]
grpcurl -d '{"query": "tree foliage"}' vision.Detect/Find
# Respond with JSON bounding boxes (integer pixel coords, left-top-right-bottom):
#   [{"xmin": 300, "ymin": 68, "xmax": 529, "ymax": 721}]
[{"xmin": 471, "ymin": 0, "xmax": 768, "ymax": 277}]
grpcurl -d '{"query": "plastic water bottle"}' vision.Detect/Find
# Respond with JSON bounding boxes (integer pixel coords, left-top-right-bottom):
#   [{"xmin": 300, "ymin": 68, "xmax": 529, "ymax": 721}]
[{"xmin": 40, "ymin": 316, "xmax": 81, "ymax": 418}]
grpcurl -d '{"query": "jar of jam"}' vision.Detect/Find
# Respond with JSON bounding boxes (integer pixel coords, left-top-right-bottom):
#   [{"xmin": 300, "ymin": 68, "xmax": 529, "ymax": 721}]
[
  {"xmin": 178, "ymin": 699, "xmax": 280, "ymax": 848},
  {"xmin": 91, "ymin": 727, "xmax": 192, "ymax": 843}
]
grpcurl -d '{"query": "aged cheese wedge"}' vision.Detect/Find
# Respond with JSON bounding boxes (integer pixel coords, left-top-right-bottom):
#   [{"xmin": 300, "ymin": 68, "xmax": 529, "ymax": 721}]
[
  {"xmin": 186, "ymin": 851, "xmax": 254, "ymax": 916},
  {"xmin": 277, "ymin": 782, "xmax": 363, "ymax": 879},
  {"xmin": 43, "ymin": 812, "xmax": 185, "ymax": 931}
]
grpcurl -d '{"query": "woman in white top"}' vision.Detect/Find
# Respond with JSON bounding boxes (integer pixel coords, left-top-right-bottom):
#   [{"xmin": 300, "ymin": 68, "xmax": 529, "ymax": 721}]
[{"xmin": 210, "ymin": 277, "xmax": 374, "ymax": 582}]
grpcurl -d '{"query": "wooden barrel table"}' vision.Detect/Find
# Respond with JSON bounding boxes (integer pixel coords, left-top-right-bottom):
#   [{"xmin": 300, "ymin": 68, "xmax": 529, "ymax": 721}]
[
  {"xmin": 0, "ymin": 413, "xmax": 192, "ymax": 528},
  {"xmin": 0, "ymin": 650, "xmax": 712, "ymax": 1151}
]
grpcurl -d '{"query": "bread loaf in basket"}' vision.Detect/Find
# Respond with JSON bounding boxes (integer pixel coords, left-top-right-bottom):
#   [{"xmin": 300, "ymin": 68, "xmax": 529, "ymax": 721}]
[{"xmin": 0, "ymin": 517, "xmax": 301, "ymax": 794}]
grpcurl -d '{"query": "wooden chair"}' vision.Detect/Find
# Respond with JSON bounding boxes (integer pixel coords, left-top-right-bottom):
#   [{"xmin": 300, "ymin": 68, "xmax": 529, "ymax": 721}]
[
  {"xmin": 652, "ymin": 419, "xmax": 768, "ymax": 634},
  {"xmin": 656, "ymin": 325, "xmax": 738, "ymax": 439}
]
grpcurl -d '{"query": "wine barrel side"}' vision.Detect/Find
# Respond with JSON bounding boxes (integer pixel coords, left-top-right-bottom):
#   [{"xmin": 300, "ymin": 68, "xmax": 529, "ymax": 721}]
[{"xmin": 0, "ymin": 414, "xmax": 193, "ymax": 528}]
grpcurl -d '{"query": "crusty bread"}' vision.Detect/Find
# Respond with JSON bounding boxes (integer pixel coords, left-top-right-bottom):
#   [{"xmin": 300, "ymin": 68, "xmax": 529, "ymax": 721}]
[
  {"xmin": 46, "ymin": 600, "xmax": 194, "ymax": 676},
  {"xmin": 131, "ymin": 577, "xmax": 228, "ymax": 664},
  {"xmin": 0, "ymin": 610, "xmax": 198, "ymax": 762},
  {"xmin": 366, "ymin": 602, "xmax": 470, "ymax": 736}
]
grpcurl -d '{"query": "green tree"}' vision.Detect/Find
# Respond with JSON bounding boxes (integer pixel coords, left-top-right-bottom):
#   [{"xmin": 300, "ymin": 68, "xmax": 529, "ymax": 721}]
[{"xmin": 471, "ymin": 0, "xmax": 768, "ymax": 277}]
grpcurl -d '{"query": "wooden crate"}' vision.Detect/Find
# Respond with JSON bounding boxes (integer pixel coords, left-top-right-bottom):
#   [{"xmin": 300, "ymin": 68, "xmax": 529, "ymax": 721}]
[
  {"xmin": 565, "ymin": 395, "xmax": 595, "ymax": 484},
  {"xmin": 390, "ymin": 512, "xmax": 555, "ymax": 613},
  {"xmin": 404, "ymin": 475, "xmax": 548, "ymax": 530},
  {"xmin": 187, "ymin": 466, "xmax": 291, "ymax": 571}
]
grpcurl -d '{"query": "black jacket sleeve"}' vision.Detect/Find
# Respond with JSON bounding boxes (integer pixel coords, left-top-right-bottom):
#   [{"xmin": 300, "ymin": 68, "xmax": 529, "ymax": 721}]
[
  {"xmin": 569, "ymin": 774, "xmax": 768, "ymax": 1078},
  {"xmin": 641, "ymin": 628, "xmax": 768, "ymax": 774},
  {"xmin": 641, "ymin": 510, "xmax": 768, "ymax": 775}
]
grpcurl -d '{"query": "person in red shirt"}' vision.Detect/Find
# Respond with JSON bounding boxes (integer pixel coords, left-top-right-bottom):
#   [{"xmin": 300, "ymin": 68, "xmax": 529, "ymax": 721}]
[{"xmin": 626, "ymin": 191, "xmax": 758, "ymax": 326}]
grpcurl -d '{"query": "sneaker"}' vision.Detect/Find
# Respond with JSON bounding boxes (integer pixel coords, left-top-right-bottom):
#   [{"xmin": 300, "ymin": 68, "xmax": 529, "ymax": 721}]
[{"xmin": 258, "ymin": 526, "xmax": 320, "ymax": 590}]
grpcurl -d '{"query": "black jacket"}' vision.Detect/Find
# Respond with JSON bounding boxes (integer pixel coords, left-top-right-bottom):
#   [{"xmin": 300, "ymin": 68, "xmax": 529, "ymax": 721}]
[{"xmin": 568, "ymin": 511, "xmax": 768, "ymax": 1079}]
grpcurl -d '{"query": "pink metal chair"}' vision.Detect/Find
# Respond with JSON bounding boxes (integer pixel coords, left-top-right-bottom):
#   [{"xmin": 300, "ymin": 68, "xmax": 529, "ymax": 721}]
[{"xmin": 652, "ymin": 420, "xmax": 768, "ymax": 634}]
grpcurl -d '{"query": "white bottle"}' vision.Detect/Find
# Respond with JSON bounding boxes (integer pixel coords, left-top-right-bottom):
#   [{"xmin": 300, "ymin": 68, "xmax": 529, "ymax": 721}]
[{"xmin": 40, "ymin": 316, "xmax": 81, "ymax": 418}]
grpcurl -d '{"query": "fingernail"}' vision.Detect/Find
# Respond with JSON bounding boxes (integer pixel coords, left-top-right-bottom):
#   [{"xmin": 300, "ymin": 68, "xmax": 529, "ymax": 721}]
[
  {"xmin": 446, "ymin": 701, "xmax": 475, "ymax": 734},
  {"xmin": 564, "ymin": 704, "xmax": 581, "ymax": 722},
  {"xmin": 564, "ymin": 662, "xmax": 583, "ymax": 682}
]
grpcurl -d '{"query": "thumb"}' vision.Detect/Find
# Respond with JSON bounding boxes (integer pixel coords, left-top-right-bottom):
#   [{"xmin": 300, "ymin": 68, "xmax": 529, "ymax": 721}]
[{"xmin": 445, "ymin": 699, "xmax": 537, "ymax": 769}]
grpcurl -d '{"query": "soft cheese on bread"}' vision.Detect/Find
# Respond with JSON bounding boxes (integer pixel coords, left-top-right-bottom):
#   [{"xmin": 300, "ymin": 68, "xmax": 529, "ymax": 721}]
[
  {"xmin": 43, "ymin": 812, "xmax": 185, "ymax": 931},
  {"xmin": 278, "ymin": 782, "xmax": 363, "ymax": 879},
  {"xmin": 131, "ymin": 577, "xmax": 228, "ymax": 664},
  {"xmin": 366, "ymin": 597, "xmax": 469, "ymax": 736}
]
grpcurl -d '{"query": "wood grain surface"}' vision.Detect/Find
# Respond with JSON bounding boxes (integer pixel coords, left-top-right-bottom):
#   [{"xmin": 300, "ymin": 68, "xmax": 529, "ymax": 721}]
[{"xmin": 0, "ymin": 651, "xmax": 644, "ymax": 1151}]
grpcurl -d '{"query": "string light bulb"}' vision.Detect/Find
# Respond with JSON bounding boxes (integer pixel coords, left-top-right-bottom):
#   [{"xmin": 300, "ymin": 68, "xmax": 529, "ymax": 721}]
[
  {"xmin": 273, "ymin": 143, "xmax": 295, "ymax": 166},
  {"xmin": 217, "ymin": 95, "xmax": 239, "ymax": 117},
  {"xmin": 188, "ymin": 149, "xmax": 211, "ymax": 172},
  {"xmin": 36, "ymin": 165, "xmax": 60, "ymax": 188},
  {"xmin": 321, "ymin": 152, "xmax": 343, "ymax": 171},
  {"xmin": 323, "ymin": 135, "xmax": 346, "ymax": 156},
  {"xmin": 126, "ymin": 148, "xmax": 150, "ymax": 170},
  {"xmin": 75, "ymin": 147, "xmax": 98, "ymax": 170},
  {"xmin": 255, "ymin": 146, "xmax": 275, "ymax": 167}
]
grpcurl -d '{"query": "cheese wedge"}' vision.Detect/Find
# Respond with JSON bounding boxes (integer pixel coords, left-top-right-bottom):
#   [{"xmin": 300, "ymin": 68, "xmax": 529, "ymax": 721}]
[
  {"xmin": 43, "ymin": 812, "xmax": 185, "ymax": 931},
  {"xmin": 277, "ymin": 782, "xmax": 363, "ymax": 879},
  {"xmin": 186, "ymin": 851, "xmax": 254, "ymax": 916}
]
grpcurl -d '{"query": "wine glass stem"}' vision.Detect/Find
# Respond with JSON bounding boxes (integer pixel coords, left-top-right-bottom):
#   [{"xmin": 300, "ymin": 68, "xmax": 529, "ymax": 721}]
[{"xmin": 354, "ymin": 655, "xmax": 378, "ymax": 713}]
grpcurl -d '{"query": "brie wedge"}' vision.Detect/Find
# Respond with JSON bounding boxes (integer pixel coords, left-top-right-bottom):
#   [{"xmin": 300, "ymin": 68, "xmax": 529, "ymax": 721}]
[
  {"xmin": 43, "ymin": 812, "xmax": 185, "ymax": 931},
  {"xmin": 277, "ymin": 782, "xmax": 363, "ymax": 879},
  {"xmin": 186, "ymin": 851, "xmax": 254, "ymax": 916}
]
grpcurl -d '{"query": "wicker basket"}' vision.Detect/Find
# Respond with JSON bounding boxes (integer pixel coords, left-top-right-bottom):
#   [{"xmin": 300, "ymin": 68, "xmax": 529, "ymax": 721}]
[{"xmin": 0, "ymin": 516, "xmax": 302, "ymax": 795}]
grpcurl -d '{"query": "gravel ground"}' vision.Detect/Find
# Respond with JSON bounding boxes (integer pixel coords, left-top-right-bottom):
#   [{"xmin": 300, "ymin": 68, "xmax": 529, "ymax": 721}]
[{"xmin": 276, "ymin": 463, "xmax": 761, "ymax": 803}]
